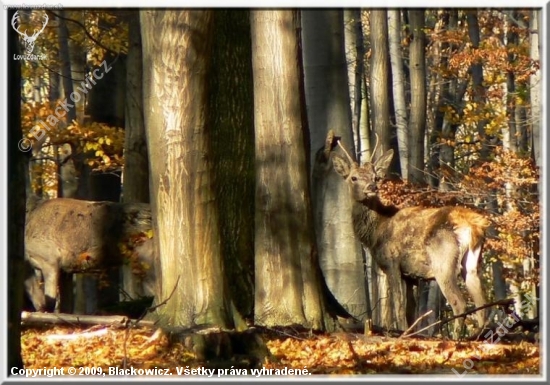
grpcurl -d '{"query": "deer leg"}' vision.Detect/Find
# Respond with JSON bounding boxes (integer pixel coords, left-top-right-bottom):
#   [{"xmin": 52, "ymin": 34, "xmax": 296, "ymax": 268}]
[
  {"xmin": 24, "ymin": 266, "xmax": 45, "ymax": 311},
  {"xmin": 41, "ymin": 263, "xmax": 60, "ymax": 312},
  {"xmin": 405, "ymin": 278, "xmax": 417, "ymax": 327},
  {"xmin": 434, "ymin": 268, "xmax": 467, "ymax": 338},
  {"xmin": 462, "ymin": 246, "xmax": 488, "ymax": 329}
]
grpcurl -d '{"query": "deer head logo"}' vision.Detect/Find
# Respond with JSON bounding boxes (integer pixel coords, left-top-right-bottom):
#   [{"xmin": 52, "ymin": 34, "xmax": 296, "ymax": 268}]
[{"xmin": 11, "ymin": 11, "xmax": 49, "ymax": 55}]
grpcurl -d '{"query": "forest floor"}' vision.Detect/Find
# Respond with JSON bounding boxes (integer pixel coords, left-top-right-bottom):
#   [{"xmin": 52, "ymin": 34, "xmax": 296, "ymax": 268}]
[{"xmin": 20, "ymin": 324, "xmax": 540, "ymax": 377}]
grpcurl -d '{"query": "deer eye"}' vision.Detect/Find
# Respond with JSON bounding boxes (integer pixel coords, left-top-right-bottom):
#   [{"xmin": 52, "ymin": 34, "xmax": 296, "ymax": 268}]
[{"xmin": 351, "ymin": 176, "xmax": 358, "ymax": 182}]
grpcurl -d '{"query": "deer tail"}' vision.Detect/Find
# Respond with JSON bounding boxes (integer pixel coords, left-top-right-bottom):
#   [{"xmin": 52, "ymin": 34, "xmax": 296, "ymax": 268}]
[{"xmin": 449, "ymin": 208, "xmax": 490, "ymax": 251}]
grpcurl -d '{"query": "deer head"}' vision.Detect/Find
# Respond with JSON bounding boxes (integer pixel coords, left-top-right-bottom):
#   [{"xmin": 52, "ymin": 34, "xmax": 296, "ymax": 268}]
[
  {"xmin": 331, "ymin": 135, "xmax": 394, "ymax": 202},
  {"xmin": 11, "ymin": 11, "xmax": 49, "ymax": 55}
]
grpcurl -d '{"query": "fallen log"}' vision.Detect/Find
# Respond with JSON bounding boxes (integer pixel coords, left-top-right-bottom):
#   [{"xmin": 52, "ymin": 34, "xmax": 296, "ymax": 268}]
[{"xmin": 21, "ymin": 311, "xmax": 157, "ymax": 328}]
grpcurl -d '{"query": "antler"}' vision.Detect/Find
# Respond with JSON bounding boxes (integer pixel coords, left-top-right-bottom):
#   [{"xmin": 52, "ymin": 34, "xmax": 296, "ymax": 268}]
[
  {"xmin": 336, "ymin": 140, "xmax": 357, "ymax": 168},
  {"xmin": 10, "ymin": 11, "xmax": 48, "ymax": 39},
  {"xmin": 11, "ymin": 12, "xmax": 26, "ymax": 37},
  {"xmin": 370, "ymin": 133, "xmax": 380, "ymax": 163},
  {"xmin": 32, "ymin": 13, "xmax": 49, "ymax": 38}
]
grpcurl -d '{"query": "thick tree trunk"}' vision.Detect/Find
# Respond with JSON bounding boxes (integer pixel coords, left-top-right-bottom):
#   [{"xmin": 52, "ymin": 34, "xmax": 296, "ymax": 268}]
[
  {"xmin": 209, "ymin": 10, "xmax": 255, "ymax": 319},
  {"xmin": 141, "ymin": 10, "xmax": 233, "ymax": 327},
  {"xmin": 302, "ymin": 9, "xmax": 366, "ymax": 319},
  {"xmin": 251, "ymin": 10, "xmax": 332, "ymax": 330}
]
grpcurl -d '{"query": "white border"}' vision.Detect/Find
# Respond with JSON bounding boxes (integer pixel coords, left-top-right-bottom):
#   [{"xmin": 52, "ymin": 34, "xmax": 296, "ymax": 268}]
[{"xmin": 1, "ymin": 2, "xmax": 547, "ymax": 382}]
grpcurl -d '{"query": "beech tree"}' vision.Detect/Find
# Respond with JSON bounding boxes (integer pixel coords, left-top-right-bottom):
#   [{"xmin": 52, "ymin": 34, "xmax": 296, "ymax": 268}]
[
  {"xmin": 301, "ymin": 9, "xmax": 367, "ymax": 319},
  {"xmin": 141, "ymin": 10, "xmax": 235, "ymax": 327},
  {"xmin": 251, "ymin": 10, "xmax": 339, "ymax": 330}
]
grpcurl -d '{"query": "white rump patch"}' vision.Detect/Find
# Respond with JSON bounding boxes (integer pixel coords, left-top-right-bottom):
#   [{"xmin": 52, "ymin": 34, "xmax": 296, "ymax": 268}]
[{"xmin": 454, "ymin": 226, "xmax": 472, "ymax": 250}]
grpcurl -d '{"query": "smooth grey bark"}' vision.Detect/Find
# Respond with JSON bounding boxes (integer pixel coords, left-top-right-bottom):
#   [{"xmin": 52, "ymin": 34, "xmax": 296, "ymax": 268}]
[
  {"xmin": 368, "ymin": 10, "xmax": 400, "ymax": 329},
  {"xmin": 388, "ymin": 9, "xmax": 409, "ymax": 181},
  {"xmin": 344, "ymin": 9, "xmax": 366, "ymax": 163},
  {"xmin": 369, "ymin": 10, "xmax": 391, "ymax": 154},
  {"xmin": 527, "ymin": 9, "xmax": 541, "ymax": 319},
  {"xmin": 408, "ymin": 9, "xmax": 427, "ymax": 185},
  {"xmin": 302, "ymin": 9, "xmax": 366, "ymax": 319}
]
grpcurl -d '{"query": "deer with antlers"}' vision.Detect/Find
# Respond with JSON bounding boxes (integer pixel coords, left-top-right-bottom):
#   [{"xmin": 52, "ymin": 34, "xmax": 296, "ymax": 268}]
[{"xmin": 328, "ymin": 131, "xmax": 489, "ymax": 336}]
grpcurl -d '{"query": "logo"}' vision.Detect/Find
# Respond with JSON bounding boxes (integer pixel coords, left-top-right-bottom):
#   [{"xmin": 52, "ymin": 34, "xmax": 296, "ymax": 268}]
[{"xmin": 11, "ymin": 11, "xmax": 48, "ymax": 55}]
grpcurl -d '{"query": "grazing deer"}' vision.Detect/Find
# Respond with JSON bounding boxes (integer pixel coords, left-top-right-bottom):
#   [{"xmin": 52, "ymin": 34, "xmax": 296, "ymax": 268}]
[{"xmin": 330, "ymin": 133, "xmax": 489, "ymax": 336}]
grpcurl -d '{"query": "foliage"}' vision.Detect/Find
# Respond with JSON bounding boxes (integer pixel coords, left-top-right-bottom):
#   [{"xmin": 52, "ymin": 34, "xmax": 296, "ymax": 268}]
[
  {"xmin": 119, "ymin": 230, "xmax": 154, "ymax": 279},
  {"xmin": 22, "ymin": 100, "xmax": 125, "ymax": 196},
  {"xmin": 19, "ymin": 10, "xmax": 128, "ymax": 197},
  {"xmin": 21, "ymin": 326, "xmax": 540, "ymax": 375}
]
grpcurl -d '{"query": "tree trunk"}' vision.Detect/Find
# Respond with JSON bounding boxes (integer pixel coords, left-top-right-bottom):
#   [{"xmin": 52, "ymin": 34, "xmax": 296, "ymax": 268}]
[
  {"xmin": 8, "ymin": 9, "xmax": 26, "ymax": 372},
  {"xmin": 388, "ymin": 9, "xmax": 409, "ymax": 180},
  {"xmin": 209, "ymin": 10, "xmax": 256, "ymax": 320},
  {"xmin": 369, "ymin": 10, "xmax": 391, "ymax": 155},
  {"xmin": 141, "ymin": 10, "xmax": 233, "ymax": 327},
  {"xmin": 75, "ymin": 49, "xmax": 126, "ymax": 314},
  {"xmin": 466, "ymin": 10, "xmax": 490, "ymax": 160},
  {"xmin": 123, "ymin": 11, "xmax": 149, "ymax": 205},
  {"xmin": 408, "ymin": 9, "xmax": 426, "ymax": 185},
  {"xmin": 122, "ymin": 10, "xmax": 150, "ymax": 300},
  {"xmin": 302, "ymin": 9, "xmax": 366, "ymax": 319},
  {"xmin": 344, "ymin": 9, "xmax": 366, "ymax": 162},
  {"xmin": 368, "ymin": 9, "xmax": 401, "ymax": 329},
  {"xmin": 250, "ymin": 10, "xmax": 333, "ymax": 330}
]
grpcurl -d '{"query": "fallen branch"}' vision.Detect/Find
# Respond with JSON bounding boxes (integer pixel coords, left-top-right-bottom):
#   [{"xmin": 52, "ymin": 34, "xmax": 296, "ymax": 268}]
[
  {"xmin": 21, "ymin": 311, "xmax": 156, "ymax": 328},
  {"xmin": 401, "ymin": 298, "xmax": 516, "ymax": 339}
]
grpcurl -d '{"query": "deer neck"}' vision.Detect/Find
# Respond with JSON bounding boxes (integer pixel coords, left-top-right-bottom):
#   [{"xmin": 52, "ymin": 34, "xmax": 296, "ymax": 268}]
[{"xmin": 351, "ymin": 198, "xmax": 398, "ymax": 249}]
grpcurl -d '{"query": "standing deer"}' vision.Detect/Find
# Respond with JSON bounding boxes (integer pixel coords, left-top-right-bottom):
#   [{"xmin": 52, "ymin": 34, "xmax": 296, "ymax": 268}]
[{"xmin": 330, "ymin": 133, "xmax": 489, "ymax": 336}]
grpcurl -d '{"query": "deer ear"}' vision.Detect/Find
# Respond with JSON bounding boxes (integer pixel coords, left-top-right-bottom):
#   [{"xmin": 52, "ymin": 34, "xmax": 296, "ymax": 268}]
[
  {"xmin": 332, "ymin": 155, "xmax": 351, "ymax": 178},
  {"xmin": 374, "ymin": 149, "xmax": 394, "ymax": 177}
]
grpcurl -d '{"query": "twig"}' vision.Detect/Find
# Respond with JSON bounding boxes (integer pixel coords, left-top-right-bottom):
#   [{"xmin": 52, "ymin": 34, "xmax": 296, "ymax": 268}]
[
  {"xmin": 400, "ymin": 298, "xmax": 515, "ymax": 339},
  {"xmin": 134, "ymin": 275, "xmax": 180, "ymax": 324},
  {"xmin": 400, "ymin": 310, "xmax": 433, "ymax": 339},
  {"xmin": 401, "ymin": 320, "xmax": 442, "ymax": 339}
]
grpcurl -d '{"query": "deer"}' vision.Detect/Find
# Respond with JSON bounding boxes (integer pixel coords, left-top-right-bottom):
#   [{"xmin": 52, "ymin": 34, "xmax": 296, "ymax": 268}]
[
  {"xmin": 24, "ymin": 197, "xmax": 155, "ymax": 312},
  {"xmin": 329, "ymin": 132, "xmax": 489, "ymax": 337}
]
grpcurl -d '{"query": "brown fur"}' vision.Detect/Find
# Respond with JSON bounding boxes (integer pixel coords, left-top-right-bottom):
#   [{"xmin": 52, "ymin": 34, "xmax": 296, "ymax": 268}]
[
  {"xmin": 332, "ymin": 147, "xmax": 489, "ymax": 336},
  {"xmin": 24, "ymin": 198, "xmax": 153, "ymax": 312}
]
